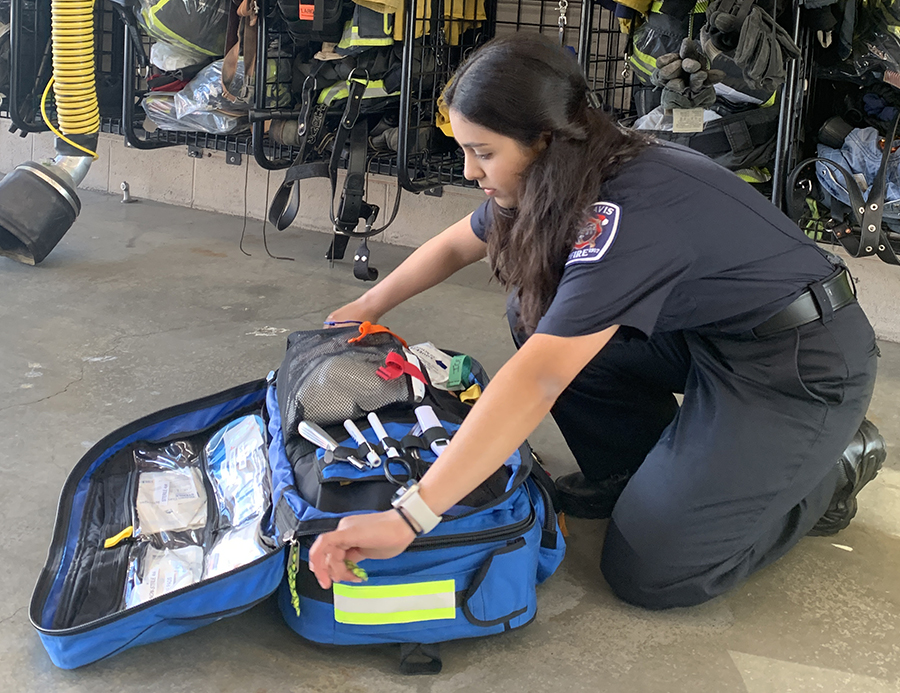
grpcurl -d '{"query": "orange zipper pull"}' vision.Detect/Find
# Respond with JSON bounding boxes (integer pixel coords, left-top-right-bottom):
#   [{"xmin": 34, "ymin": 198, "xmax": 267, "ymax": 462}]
[{"xmin": 347, "ymin": 321, "xmax": 409, "ymax": 348}]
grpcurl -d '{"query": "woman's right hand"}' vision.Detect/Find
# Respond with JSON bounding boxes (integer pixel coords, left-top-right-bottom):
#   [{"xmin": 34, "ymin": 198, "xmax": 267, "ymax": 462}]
[{"xmin": 324, "ymin": 299, "xmax": 381, "ymax": 328}]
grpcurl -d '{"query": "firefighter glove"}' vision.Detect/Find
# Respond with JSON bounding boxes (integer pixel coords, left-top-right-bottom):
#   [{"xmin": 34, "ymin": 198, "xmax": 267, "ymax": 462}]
[
  {"xmin": 651, "ymin": 39, "xmax": 725, "ymax": 111},
  {"xmin": 733, "ymin": 5, "xmax": 801, "ymax": 92}
]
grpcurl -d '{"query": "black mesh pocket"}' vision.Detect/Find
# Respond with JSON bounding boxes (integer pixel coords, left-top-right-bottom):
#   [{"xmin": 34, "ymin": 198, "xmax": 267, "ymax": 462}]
[{"xmin": 276, "ymin": 327, "xmax": 416, "ymax": 445}]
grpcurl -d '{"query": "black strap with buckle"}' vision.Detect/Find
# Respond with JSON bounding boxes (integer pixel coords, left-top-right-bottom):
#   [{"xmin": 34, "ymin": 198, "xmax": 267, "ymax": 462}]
[
  {"xmin": 752, "ymin": 268, "xmax": 856, "ymax": 338},
  {"xmin": 786, "ymin": 112, "xmax": 900, "ymax": 266}
]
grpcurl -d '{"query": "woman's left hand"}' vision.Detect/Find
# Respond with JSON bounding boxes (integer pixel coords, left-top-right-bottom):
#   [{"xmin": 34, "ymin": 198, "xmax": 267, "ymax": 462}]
[{"xmin": 308, "ymin": 510, "xmax": 417, "ymax": 589}]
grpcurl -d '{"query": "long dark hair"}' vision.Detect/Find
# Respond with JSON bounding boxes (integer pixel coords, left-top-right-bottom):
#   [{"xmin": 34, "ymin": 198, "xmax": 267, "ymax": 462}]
[{"xmin": 443, "ymin": 33, "xmax": 649, "ymax": 332}]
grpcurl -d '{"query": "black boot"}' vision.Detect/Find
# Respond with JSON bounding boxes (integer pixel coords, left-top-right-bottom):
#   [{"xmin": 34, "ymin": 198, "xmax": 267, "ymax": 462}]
[
  {"xmin": 555, "ymin": 471, "xmax": 632, "ymax": 519},
  {"xmin": 809, "ymin": 418, "xmax": 887, "ymax": 537}
]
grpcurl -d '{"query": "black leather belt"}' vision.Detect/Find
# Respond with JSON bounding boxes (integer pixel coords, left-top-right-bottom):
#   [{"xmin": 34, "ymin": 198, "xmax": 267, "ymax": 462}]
[{"xmin": 752, "ymin": 268, "xmax": 856, "ymax": 338}]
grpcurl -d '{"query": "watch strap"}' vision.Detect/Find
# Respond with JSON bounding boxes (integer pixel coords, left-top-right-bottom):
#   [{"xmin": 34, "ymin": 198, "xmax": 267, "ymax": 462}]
[{"xmin": 392, "ymin": 484, "xmax": 441, "ymax": 534}]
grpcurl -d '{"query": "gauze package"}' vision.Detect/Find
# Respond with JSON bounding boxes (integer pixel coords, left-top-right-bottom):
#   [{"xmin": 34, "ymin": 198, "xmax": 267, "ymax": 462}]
[
  {"xmin": 204, "ymin": 415, "xmax": 270, "ymax": 530},
  {"xmin": 133, "ymin": 441, "xmax": 208, "ymax": 544},
  {"xmin": 124, "ymin": 545, "xmax": 204, "ymax": 608}
]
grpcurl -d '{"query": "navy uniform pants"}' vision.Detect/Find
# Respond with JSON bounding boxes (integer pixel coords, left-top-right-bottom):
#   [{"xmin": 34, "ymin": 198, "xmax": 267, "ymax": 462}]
[{"xmin": 509, "ymin": 300, "xmax": 878, "ymax": 609}]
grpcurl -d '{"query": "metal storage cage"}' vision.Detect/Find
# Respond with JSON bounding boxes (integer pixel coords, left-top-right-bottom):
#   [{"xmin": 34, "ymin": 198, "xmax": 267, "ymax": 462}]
[
  {"xmin": 119, "ymin": 8, "xmax": 253, "ymax": 155},
  {"xmin": 770, "ymin": 6, "xmax": 812, "ymax": 212},
  {"xmin": 4, "ymin": 0, "xmax": 123, "ymax": 134},
  {"xmin": 5, "ymin": 0, "xmax": 636, "ymax": 189},
  {"xmin": 6, "ymin": 0, "xmax": 52, "ymax": 133}
]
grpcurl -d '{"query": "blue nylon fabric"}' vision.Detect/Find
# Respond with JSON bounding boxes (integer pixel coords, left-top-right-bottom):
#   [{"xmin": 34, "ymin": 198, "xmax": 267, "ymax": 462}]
[
  {"xmin": 265, "ymin": 385, "xmax": 350, "ymax": 526},
  {"xmin": 464, "ymin": 537, "xmax": 537, "ymax": 625},
  {"xmin": 267, "ymin": 382, "xmax": 564, "ymax": 648},
  {"xmin": 41, "ymin": 545, "xmax": 286, "ymax": 669},
  {"xmin": 278, "ymin": 514, "xmax": 545, "ymax": 644},
  {"xmin": 526, "ymin": 477, "xmax": 567, "ymax": 584},
  {"xmin": 42, "ymin": 389, "xmax": 266, "ymax": 630}
]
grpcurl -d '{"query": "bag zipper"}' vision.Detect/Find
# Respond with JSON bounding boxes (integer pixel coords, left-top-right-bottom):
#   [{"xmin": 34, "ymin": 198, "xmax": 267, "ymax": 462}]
[
  {"xmin": 31, "ymin": 542, "xmax": 285, "ymax": 636},
  {"xmin": 285, "ymin": 506, "xmax": 536, "ymax": 614},
  {"xmin": 407, "ymin": 508, "xmax": 535, "ymax": 551}
]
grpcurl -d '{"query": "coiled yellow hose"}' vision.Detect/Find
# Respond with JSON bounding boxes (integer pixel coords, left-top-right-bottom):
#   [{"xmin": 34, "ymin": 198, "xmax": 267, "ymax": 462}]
[{"xmin": 41, "ymin": 0, "xmax": 100, "ymax": 157}]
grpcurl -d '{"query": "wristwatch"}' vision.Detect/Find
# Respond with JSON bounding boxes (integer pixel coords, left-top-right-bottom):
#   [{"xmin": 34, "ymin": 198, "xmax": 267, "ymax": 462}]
[{"xmin": 391, "ymin": 482, "xmax": 441, "ymax": 535}]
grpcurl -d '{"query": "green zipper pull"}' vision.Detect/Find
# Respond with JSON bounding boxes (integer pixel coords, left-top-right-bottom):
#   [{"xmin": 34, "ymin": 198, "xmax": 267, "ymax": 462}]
[{"xmin": 287, "ymin": 539, "xmax": 301, "ymax": 617}]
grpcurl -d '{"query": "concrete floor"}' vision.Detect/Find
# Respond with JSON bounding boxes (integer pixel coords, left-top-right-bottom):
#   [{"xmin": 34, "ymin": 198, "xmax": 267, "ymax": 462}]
[{"xmin": 1, "ymin": 190, "xmax": 899, "ymax": 693}]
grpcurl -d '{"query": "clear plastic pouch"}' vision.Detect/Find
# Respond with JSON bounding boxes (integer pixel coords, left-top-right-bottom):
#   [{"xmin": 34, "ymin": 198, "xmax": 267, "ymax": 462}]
[
  {"xmin": 175, "ymin": 58, "xmax": 248, "ymax": 118},
  {"xmin": 133, "ymin": 441, "xmax": 208, "ymax": 547},
  {"xmin": 203, "ymin": 521, "xmax": 268, "ymax": 579},
  {"xmin": 204, "ymin": 415, "xmax": 271, "ymax": 530},
  {"xmin": 142, "ymin": 93, "xmax": 248, "ymax": 135},
  {"xmin": 124, "ymin": 544, "xmax": 204, "ymax": 608}
]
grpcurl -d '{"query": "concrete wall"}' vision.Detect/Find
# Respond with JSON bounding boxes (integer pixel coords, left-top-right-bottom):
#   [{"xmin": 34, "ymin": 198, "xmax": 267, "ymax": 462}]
[
  {"xmin": 1, "ymin": 126, "xmax": 898, "ymax": 340},
  {"xmin": 0, "ymin": 129, "xmax": 485, "ymax": 249}
]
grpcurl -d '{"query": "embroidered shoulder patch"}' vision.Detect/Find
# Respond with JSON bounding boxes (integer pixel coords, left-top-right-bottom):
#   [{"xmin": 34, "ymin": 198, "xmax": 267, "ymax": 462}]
[{"xmin": 565, "ymin": 202, "xmax": 621, "ymax": 267}]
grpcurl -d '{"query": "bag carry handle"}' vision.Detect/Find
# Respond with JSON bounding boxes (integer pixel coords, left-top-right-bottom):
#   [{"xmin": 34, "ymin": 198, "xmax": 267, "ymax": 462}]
[{"xmin": 398, "ymin": 642, "xmax": 442, "ymax": 675}]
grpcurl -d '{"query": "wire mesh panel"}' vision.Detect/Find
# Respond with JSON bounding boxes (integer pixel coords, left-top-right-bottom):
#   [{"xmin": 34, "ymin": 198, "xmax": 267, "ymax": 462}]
[
  {"xmin": 396, "ymin": 0, "xmax": 637, "ymax": 191},
  {"xmin": 95, "ymin": 0, "xmax": 127, "ymax": 135},
  {"xmin": 6, "ymin": 0, "xmax": 123, "ymax": 134},
  {"xmin": 120, "ymin": 13, "xmax": 240, "ymax": 151},
  {"xmin": 579, "ymin": 3, "xmax": 633, "ymax": 119},
  {"xmin": 250, "ymin": 2, "xmax": 309, "ymax": 170},
  {"xmin": 395, "ymin": 0, "xmax": 494, "ymax": 191},
  {"xmin": 7, "ymin": 0, "xmax": 52, "ymax": 132},
  {"xmin": 1, "ymin": 4, "xmax": 13, "ymax": 118}
]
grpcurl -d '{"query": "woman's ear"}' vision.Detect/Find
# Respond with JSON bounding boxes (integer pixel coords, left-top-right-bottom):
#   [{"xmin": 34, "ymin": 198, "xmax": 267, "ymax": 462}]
[{"xmin": 535, "ymin": 132, "xmax": 552, "ymax": 153}]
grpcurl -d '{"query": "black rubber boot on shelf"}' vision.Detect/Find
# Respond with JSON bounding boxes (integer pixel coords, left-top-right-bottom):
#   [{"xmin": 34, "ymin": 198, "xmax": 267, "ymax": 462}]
[
  {"xmin": 555, "ymin": 471, "xmax": 632, "ymax": 519},
  {"xmin": 808, "ymin": 418, "xmax": 887, "ymax": 537}
]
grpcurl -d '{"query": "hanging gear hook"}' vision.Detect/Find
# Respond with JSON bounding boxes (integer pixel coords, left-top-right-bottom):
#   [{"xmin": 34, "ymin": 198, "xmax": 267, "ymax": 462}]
[{"xmin": 558, "ymin": 0, "xmax": 569, "ymax": 46}]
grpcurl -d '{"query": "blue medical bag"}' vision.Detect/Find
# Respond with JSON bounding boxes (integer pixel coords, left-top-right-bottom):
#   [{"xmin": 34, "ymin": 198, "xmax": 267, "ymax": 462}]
[{"xmin": 29, "ymin": 327, "xmax": 565, "ymax": 673}]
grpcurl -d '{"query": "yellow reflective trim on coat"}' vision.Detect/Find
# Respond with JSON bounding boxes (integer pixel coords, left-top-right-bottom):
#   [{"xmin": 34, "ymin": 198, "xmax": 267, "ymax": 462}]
[
  {"xmin": 143, "ymin": 0, "xmax": 217, "ymax": 56},
  {"xmin": 333, "ymin": 579, "xmax": 456, "ymax": 625},
  {"xmin": 760, "ymin": 90, "xmax": 777, "ymax": 108},
  {"xmin": 317, "ymin": 80, "xmax": 397, "ymax": 105},
  {"xmin": 629, "ymin": 46, "xmax": 656, "ymax": 75},
  {"xmin": 337, "ymin": 21, "xmax": 394, "ymax": 50},
  {"xmin": 649, "ymin": 0, "xmax": 707, "ymax": 13}
]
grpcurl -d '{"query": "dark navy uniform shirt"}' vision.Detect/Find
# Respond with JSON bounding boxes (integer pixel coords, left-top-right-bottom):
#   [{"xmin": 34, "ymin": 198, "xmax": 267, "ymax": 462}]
[{"xmin": 470, "ymin": 142, "xmax": 834, "ymax": 339}]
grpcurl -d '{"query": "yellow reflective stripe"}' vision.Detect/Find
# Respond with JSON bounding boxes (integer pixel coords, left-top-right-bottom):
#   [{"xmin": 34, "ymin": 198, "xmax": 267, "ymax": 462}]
[
  {"xmin": 337, "ymin": 23, "xmax": 394, "ymax": 49},
  {"xmin": 333, "ymin": 579, "xmax": 456, "ymax": 625},
  {"xmin": 650, "ymin": 0, "xmax": 707, "ymax": 13},
  {"xmin": 760, "ymin": 90, "xmax": 777, "ymax": 108},
  {"xmin": 318, "ymin": 83, "xmax": 349, "ymax": 104},
  {"xmin": 629, "ymin": 46, "xmax": 656, "ymax": 75},
  {"xmin": 144, "ymin": 0, "xmax": 216, "ymax": 56},
  {"xmin": 318, "ymin": 80, "xmax": 397, "ymax": 104}
]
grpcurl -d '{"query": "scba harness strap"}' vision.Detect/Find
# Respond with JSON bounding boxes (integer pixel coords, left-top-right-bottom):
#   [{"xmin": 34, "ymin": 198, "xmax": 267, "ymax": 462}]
[
  {"xmin": 786, "ymin": 112, "xmax": 900, "ymax": 266},
  {"xmin": 268, "ymin": 71, "xmax": 402, "ymax": 282}
]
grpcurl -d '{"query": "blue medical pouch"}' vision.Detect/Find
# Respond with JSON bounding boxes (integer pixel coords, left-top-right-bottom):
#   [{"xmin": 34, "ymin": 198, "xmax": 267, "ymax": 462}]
[
  {"xmin": 29, "ymin": 328, "xmax": 565, "ymax": 674},
  {"xmin": 29, "ymin": 379, "xmax": 293, "ymax": 669}
]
